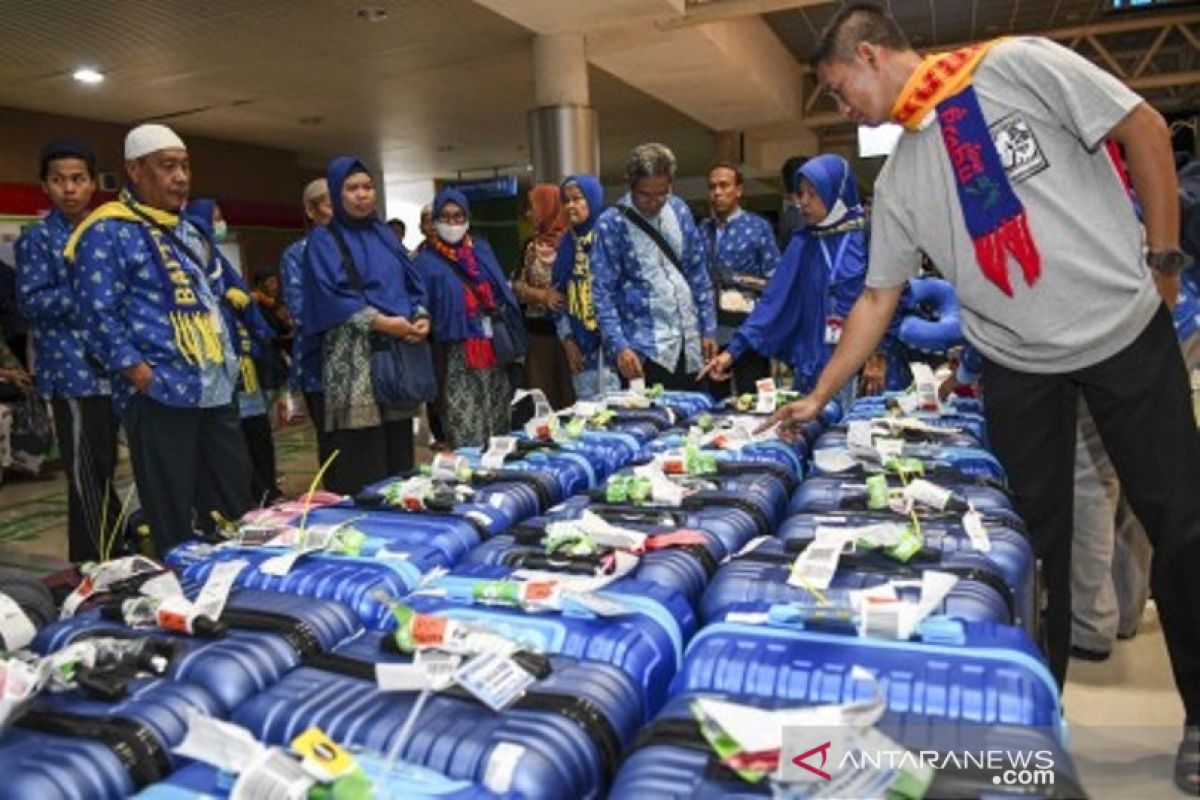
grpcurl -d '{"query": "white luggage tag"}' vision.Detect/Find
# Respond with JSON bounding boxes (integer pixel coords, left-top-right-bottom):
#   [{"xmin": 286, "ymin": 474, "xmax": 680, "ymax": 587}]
[
  {"xmin": 902, "ymin": 479, "xmax": 953, "ymax": 511},
  {"xmin": 453, "ymin": 650, "xmax": 536, "ymax": 713},
  {"xmin": 481, "ymin": 436, "xmax": 518, "ymax": 470},
  {"xmin": 962, "ymin": 507, "xmax": 992, "ymax": 552},
  {"xmin": 632, "ymin": 463, "xmax": 686, "ymax": 507}
]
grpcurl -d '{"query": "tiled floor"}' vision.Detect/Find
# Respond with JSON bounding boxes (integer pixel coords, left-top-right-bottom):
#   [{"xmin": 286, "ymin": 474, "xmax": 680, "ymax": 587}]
[{"xmin": 0, "ymin": 420, "xmax": 1192, "ymax": 796}]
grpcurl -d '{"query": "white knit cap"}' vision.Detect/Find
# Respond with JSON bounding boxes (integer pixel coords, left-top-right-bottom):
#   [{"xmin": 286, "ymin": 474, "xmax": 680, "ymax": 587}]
[
  {"xmin": 302, "ymin": 178, "xmax": 328, "ymax": 205},
  {"xmin": 124, "ymin": 123, "xmax": 186, "ymax": 160}
]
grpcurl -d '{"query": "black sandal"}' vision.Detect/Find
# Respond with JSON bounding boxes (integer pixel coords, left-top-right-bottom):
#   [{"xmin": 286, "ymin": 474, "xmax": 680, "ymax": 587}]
[{"xmin": 1175, "ymin": 727, "xmax": 1200, "ymax": 796}]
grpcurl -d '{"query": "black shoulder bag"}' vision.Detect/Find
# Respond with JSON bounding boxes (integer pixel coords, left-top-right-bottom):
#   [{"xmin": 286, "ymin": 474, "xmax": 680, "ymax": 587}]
[
  {"xmin": 328, "ymin": 226, "xmax": 437, "ymax": 405},
  {"xmin": 439, "ymin": 249, "xmax": 529, "ymax": 367}
]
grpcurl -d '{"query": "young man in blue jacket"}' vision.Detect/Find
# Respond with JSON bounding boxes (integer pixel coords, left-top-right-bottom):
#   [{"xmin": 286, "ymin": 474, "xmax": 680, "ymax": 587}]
[{"xmin": 16, "ymin": 139, "xmax": 119, "ymax": 562}]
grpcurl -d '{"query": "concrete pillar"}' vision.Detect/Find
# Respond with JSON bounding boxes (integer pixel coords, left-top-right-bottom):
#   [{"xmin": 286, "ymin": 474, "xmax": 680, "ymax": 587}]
[{"xmin": 528, "ymin": 33, "xmax": 599, "ymax": 184}]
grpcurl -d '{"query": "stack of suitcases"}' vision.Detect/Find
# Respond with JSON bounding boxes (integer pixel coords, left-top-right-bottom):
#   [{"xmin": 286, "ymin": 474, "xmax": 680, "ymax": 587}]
[{"xmin": 0, "ymin": 384, "xmax": 1085, "ymax": 799}]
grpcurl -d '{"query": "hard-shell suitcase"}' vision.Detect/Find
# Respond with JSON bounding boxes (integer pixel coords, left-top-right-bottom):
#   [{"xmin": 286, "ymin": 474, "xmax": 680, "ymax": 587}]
[
  {"xmin": 837, "ymin": 410, "xmax": 989, "ymax": 448},
  {"xmin": 168, "ymin": 544, "xmax": 439, "ymax": 630},
  {"xmin": 229, "ymin": 648, "xmax": 643, "ymax": 799},
  {"xmin": 401, "ymin": 566, "xmax": 695, "ymax": 717},
  {"xmin": 0, "ymin": 677, "xmax": 222, "ymax": 800},
  {"xmin": 354, "ymin": 474, "xmax": 542, "ymax": 539},
  {"xmin": 778, "ymin": 510, "xmax": 1036, "ymax": 635},
  {"xmin": 789, "ymin": 474, "xmax": 1015, "ymax": 518},
  {"xmin": 672, "ymin": 617, "xmax": 1060, "ymax": 728},
  {"xmin": 699, "ymin": 538, "xmax": 1022, "ymax": 631},
  {"xmin": 32, "ymin": 589, "xmax": 361, "ymax": 714},
  {"xmin": 810, "ymin": 444, "xmax": 1006, "ymax": 482},
  {"xmin": 610, "ymin": 692, "xmax": 1082, "ymax": 800}
]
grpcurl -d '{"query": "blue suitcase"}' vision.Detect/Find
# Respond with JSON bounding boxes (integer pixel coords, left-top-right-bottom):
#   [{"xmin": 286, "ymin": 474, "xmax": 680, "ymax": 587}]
[
  {"xmin": 548, "ymin": 492, "xmax": 765, "ymax": 559},
  {"xmin": 461, "ymin": 520, "xmax": 719, "ymax": 609},
  {"xmin": 649, "ymin": 432, "xmax": 809, "ymax": 484},
  {"xmin": 354, "ymin": 475, "xmax": 543, "ymax": 539},
  {"xmin": 810, "ymin": 444, "xmax": 1006, "ymax": 482},
  {"xmin": 456, "ymin": 446, "xmax": 596, "ymax": 503},
  {"xmin": 402, "ymin": 566, "xmax": 695, "ymax": 717},
  {"xmin": 533, "ymin": 495, "xmax": 759, "ymax": 561},
  {"xmin": 818, "ymin": 425, "xmax": 983, "ymax": 450},
  {"xmin": 851, "ymin": 394, "xmax": 985, "ymax": 417},
  {"xmin": 699, "ymin": 538, "xmax": 1022, "ymax": 631},
  {"xmin": 672, "ymin": 617, "xmax": 1060, "ymax": 728},
  {"xmin": 229, "ymin": 649, "xmax": 643, "ymax": 799},
  {"xmin": 1, "ymin": 677, "xmax": 222, "ymax": 800},
  {"xmin": 789, "ymin": 474, "xmax": 1015, "ymax": 518},
  {"xmin": 778, "ymin": 511, "xmax": 1036, "ymax": 634},
  {"xmin": 611, "ymin": 692, "xmax": 1082, "ymax": 800},
  {"xmin": 169, "ymin": 547, "xmax": 430, "ymax": 630},
  {"xmin": 838, "ymin": 410, "xmax": 989, "ymax": 447},
  {"xmin": 716, "ymin": 396, "xmax": 843, "ymax": 428},
  {"xmin": 33, "ymin": 589, "xmax": 361, "ymax": 714}
]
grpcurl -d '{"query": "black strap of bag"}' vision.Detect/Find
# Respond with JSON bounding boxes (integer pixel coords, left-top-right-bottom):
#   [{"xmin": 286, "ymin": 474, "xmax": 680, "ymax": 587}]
[
  {"xmin": 619, "ymin": 205, "xmax": 690, "ymax": 283},
  {"xmin": 328, "ymin": 224, "xmax": 368, "ymax": 293}
]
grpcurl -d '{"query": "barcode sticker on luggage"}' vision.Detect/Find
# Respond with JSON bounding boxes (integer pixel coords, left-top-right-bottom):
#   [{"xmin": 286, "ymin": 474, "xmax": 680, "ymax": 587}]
[
  {"xmin": 230, "ymin": 748, "xmax": 313, "ymax": 800},
  {"xmin": 484, "ymin": 742, "xmax": 526, "ymax": 793},
  {"xmin": 962, "ymin": 509, "xmax": 992, "ymax": 552},
  {"xmin": 788, "ymin": 541, "xmax": 843, "ymax": 591},
  {"xmin": 376, "ymin": 663, "xmax": 434, "ymax": 692},
  {"xmin": 454, "ymin": 651, "xmax": 535, "ymax": 712},
  {"xmin": 414, "ymin": 650, "xmax": 462, "ymax": 691},
  {"xmin": 0, "ymin": 593, "xmax": 37, "ymax": 651}
]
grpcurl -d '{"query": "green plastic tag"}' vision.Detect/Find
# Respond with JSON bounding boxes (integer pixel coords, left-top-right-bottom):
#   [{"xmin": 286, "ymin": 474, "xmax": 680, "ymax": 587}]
[
  {"xmin": 886, "ymin": 523, "xmax": 924, "ymax": 563},
  {"xmin": 331, "ymin": 527, "xmax": 366, "ymax": 557},
  {"xmin": 866, "ymin": 475, "xmax": 890, "ymax": 510},
  {"xmin": 473, "ymin": 581, "xmax": 521, "ymax": 606}
]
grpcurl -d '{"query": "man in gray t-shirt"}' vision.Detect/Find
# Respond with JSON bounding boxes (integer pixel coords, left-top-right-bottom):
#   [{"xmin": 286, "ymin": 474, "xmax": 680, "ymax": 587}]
[{"xmin": 768, "ymin": 3, "xmax": 1200, "ymax": 790}]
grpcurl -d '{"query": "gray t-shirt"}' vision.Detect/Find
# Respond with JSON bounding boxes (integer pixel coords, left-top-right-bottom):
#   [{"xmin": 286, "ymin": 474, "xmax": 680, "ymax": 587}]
[{"xmin": 868, "ymin": 37, "xmax": 1159, "ymax": 373}]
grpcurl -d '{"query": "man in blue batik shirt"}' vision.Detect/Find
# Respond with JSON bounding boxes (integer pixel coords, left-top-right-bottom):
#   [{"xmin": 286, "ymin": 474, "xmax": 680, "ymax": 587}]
[
  {"xmin": 698, "ymin": 162, "xmax": 781, "ymax": 397},
  {"xmin": 279, "ymin": 178, "xmax": 333, "ymax": 466},
  {"xmin": 68, "ymin": 124, "xmax": 252, "ymax": 555},
  {"xmin": 590, "ymin": 142, "xmax": 718, "ymax": 391},
  {"xmin": 15, "ymin": 139, "xmax": 120, "ymax": 563}
]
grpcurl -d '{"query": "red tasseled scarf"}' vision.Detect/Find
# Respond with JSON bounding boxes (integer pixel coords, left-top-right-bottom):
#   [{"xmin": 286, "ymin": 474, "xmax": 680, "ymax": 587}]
[{"xmin": 435, "ymin": 236, "xmax": 496, "ymax": 369}]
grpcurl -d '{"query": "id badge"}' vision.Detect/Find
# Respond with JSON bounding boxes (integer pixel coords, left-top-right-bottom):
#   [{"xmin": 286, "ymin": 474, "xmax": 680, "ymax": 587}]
[
  {"xmin": 824, "ymin": 317, "xmax": 843, "ymax": 345},
  {"xmin": 480, "ymin": 315, "xmax": 494, "ymax": 339}
]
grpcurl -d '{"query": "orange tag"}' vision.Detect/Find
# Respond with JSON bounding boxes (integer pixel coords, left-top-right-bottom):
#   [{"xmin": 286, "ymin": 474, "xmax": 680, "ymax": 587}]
[
  {"xmin": 525, "ymin": 581, "xmax": 557, "ymax": 601},
  {"xmin": 156, "ymin": 607, "xmax": 191, "ymax": 633},
  {"xmin": 411, "ymin": 614, "xmax": 448, "ymax": 646}
]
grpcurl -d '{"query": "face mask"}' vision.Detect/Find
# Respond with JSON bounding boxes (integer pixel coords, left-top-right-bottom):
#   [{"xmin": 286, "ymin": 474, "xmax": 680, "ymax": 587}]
[
  {"xmin": 213, "ymin": 220, "xmax": 228, "ymax": 242},
  {"xmin": 436, "ymin": 221, "xmax": 469, "ymax": 245}
]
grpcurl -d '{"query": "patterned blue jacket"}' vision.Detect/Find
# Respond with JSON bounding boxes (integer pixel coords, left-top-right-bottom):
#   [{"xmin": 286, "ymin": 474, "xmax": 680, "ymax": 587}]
[
  {"xmin": 72, "ymin": 216, "xmax": 238, "ymax": 413},
  {"xmin": 589, "ymin": 195, "xmax": 716, "ymax": 372},
  {"xmin": 696, "ymin": 208, "xmax": 780, "ymax": 283},
  {"xmin": 16, "ymin": 209, "xmax": 109, "ymax": 398}
]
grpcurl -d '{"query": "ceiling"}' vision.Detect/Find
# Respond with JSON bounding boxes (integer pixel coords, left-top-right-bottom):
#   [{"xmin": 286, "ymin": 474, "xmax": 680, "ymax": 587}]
[
  {"xmin": 0, "ymin": 0, "xmax": 717, "ymax": 183},
  {"xmin": 0, "ymin": 0, "xmax": 1195, "ymax": 189}
]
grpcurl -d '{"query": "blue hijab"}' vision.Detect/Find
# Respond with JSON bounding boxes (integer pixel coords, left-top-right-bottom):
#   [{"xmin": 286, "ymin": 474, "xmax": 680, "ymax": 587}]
[
  {"xmin": 552, "ymin": 174, "xmax": 605, "ymax": 354},
  {"xmin": 302, "ymin": 156, "xmax": 425, "ymax": 336},
  {"xmin": 732, "ymin": 154, "xmax": 867, "ymax": 391}
]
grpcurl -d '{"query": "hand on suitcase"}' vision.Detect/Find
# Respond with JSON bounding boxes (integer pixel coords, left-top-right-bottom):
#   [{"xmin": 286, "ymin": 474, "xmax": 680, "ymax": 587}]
[{"xmin": 757, "ymin": 394, "xmax": 823, "ymax": 441}]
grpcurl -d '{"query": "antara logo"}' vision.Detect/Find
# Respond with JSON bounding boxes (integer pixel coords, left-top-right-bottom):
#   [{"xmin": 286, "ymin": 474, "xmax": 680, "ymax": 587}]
[{"xmin": 791, "ymin": 740, "xmax": 833, "ymax": 780}]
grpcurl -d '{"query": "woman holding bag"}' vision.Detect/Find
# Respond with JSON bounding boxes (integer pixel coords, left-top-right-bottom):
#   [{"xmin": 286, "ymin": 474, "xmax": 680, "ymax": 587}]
[
  {"xmin": 302, "ymin": 156, "xmax": 431, "ymax": 495},
  {"xmin": 414, "ymin": 188, "xmax": 523, "ymax": 448}
]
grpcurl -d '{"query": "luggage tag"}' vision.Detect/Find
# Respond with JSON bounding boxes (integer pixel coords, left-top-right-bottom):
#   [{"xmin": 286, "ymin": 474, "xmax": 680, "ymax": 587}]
[
  {"xmin": 430, "ymin": 453, "xmax": 471, "ymax": 482},
  {"xmin": 754, "ymin": 378, "xmax": 777, "ymax": 414},
  {"xmin": 629, "ymin": 377, "xmax": 646, "ymax": 396},
  {"xmin": 962, "ymin": 507, "xmax": 992, "ymax": 552},
  {"xmin": 787, "ymin": 532, "xmax": 852, "ymax": 592},
  {"xmin": 812, "ymin": 448, "xmax": 859, "ymax": 474},
  {"xmin": 632, "ymin": 463, "xmax": 686, "ymax": 507},
  {"xmin": 909, "ymin": 362, "xmax": 941, "ymax": 412},
  {"xmin": 824, "ymin": 317, "xmax": 843, "ymax": 345},
  {"xmin": 230, "ymin": 747, "xmax": 313, "ymax": 800},
  {"xmin": 480, "ymin": 315, "xmax": 494, "ymax": 339},
  {"xmin": 453, "ymin": 650, "xmax": 536, "ymax": 713},
  {"xmin": 873, "ymin": 437, "xmax": 905, "ymax": 462},
  {"xmin": 560, "ymin": 590, "xmax": 633, "ymax": 618},
  {"xmin": 481, "ymin": 436, "xmax": 518, "ymax": 470},
  {"xmin": 192, "ymin": 559, "xmax": 247, "ymax": 621},
  {"xmin": 0, "ymin": 594, "xmax": 38, "ymax": 651},
  {"xmin": 60, "ymin": 555, "xmax": 164, "ymax": 619},
  {"xmin": 174, "ymin": 708, "xmax": 267, "ymax": 775},
  {"xmin": 291, "ymin": 727, "xmax": 357, "ymax": 783},
  {"xmin": 846, "ymin": 420, "xmax": 875, "ymax": 453},
  {"xmin": 902, "ymin": 478, "xmax": 953, "ymax": 511}
]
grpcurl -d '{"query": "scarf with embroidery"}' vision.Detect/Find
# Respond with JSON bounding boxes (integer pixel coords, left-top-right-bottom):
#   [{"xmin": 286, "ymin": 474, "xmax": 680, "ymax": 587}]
[
  {"xmin": 65, "ymin": 188, "xmax": 225, "ymax": 365},
  {"xmin": 892, "ymin": 40, "xmax": 1042, "ymax": 297},
  {"xmin": 434, "ymin": 236, "xmax": 496, "ymax": 369}
]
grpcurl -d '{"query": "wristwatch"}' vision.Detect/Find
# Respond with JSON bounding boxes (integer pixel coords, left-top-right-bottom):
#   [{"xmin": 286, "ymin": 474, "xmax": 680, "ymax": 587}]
[{"xmin": 1146, "ymin": 248, "xmax": 1193, "ymax": 276}]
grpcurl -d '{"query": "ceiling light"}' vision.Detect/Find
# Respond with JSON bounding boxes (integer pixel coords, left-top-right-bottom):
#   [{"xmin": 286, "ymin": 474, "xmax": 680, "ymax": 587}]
[
  {"xmin": 356, "ymin": 7, "xmax": 388, "ymax": 22},
  {"xmin": 72, "ymin": 67, "xmax": 105, "ymax": 85}
]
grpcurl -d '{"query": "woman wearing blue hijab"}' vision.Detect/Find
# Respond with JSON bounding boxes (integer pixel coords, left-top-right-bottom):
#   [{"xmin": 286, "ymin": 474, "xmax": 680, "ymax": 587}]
[
  {"xmin": 702, "ymin": 154, "xmax": 900, "ymax": 401},
  {"xmin": 302, "ymin": 156, "xmax": 430, "ymax": 494},
  {"xmin": 552, "ymin": 174, "xmax": 619, "ymax": 400},
  {"xmin": 413, "ymin": 187, "xmax": 522, "ymax": 448}
]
